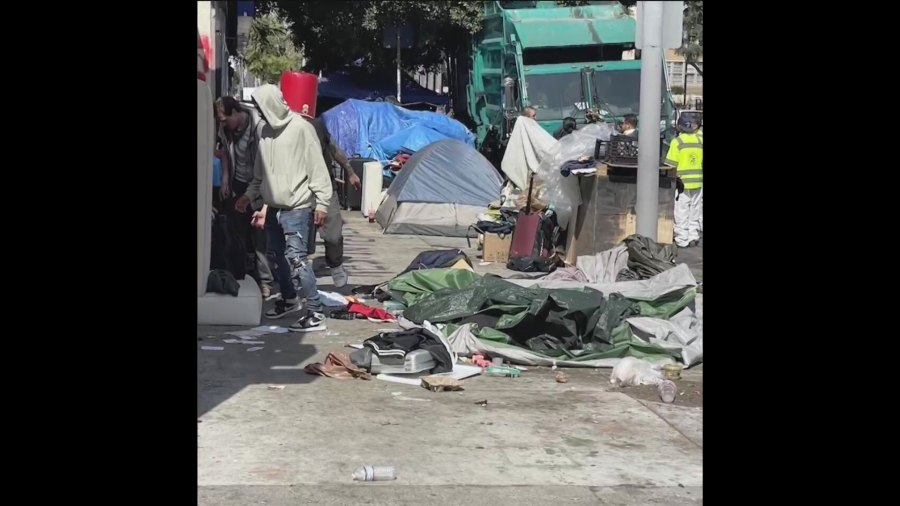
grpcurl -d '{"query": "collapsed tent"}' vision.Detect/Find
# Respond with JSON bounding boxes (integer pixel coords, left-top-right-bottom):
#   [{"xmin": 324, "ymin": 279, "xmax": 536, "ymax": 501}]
[
  {"xmin": 388, "ymin": 263, "xmax": 702, "ymax": 367},
  {"xmin": 321, "ymin": 99, "xmax": 475, "ymax": 162},
  {"xmin": 376, "ymin": 139, "xmax": 503, "ymax": 237}
]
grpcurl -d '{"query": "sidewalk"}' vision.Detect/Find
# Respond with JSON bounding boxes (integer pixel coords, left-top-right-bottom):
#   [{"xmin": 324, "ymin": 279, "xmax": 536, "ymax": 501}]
[{"xmin": 198, "ymin": 214, "xmax": 703, "ymax": 505}]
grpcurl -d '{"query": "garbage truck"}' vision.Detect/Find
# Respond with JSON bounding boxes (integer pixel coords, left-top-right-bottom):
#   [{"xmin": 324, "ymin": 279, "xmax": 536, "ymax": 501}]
[{"xmin": 458, "ymin": 1, "xmax": 677, "ymax": 163}]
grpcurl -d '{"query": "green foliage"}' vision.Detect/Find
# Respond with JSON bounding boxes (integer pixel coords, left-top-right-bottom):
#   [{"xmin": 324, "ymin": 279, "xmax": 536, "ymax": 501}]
[
  {"xmin": 263, "ymin": 1, "xmax": 483, "ymax": 71},
  {"xmin": 241, "ymin": 10, "xmax": 304, "ymax": 84},
  {"xmin": 677, "ymin": 1, "xmax": 703, "ymax": 76}
]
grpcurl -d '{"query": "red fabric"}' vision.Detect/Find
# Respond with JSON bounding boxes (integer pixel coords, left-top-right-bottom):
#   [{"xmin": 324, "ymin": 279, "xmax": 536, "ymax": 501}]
[{"xmin": 346, "ymin": 302, "xmax": 395, "ymax": 321}]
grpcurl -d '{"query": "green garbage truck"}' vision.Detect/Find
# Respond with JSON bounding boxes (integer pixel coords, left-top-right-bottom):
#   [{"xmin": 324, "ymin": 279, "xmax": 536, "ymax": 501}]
[{"xmin": 459, "ymin": 1, "xmax": 677, "ymax": 162}]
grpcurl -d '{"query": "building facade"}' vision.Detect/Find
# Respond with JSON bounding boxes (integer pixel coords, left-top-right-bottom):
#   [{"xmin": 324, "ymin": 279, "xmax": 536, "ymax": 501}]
[{"xmin": 665, "ymin": 48, "xmax": 702, "ymax": 103}]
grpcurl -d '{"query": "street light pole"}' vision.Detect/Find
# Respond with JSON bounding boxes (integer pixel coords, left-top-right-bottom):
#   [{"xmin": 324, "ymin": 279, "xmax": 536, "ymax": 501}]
[{"xmin": 635, "ymin": 1, "xmax": 664, "ymax": 240}]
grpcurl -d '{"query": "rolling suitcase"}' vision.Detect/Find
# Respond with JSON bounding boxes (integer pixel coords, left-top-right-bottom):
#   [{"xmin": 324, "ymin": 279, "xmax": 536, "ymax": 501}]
[{"xmin": 507, "ymin": 173, "xmax": 554, "ymax": 272}]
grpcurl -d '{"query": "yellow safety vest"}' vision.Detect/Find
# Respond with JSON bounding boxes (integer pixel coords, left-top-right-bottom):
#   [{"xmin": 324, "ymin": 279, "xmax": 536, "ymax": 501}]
[
  {"xmin": 696, "ymin": 127, "xmax": 703, "ymax": 142},
  {"xmin": 665, "ymin": 133, "xmax": 703, "ymax": 190}
]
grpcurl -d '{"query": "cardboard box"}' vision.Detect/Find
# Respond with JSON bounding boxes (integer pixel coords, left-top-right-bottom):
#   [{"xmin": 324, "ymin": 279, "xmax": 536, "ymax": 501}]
[{"xmin": 482, "ymin": 233, "xmax": 512, "ymax": 263}]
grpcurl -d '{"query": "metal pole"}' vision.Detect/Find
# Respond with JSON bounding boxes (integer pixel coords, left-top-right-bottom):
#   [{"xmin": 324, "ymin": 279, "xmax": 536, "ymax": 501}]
[
  {"xmin": 396, "ymin": 30, "xmax": 402, "ymax": 103},
  {"xmin": 636, "ymin": 1, "xmax": 664, "ymax": 240}
]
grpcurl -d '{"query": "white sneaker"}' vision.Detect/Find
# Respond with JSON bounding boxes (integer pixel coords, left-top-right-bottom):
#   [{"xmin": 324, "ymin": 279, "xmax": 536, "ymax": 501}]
[{"xmin": 331, "ymin": 264, "xmax": 348, "ymax": 288}]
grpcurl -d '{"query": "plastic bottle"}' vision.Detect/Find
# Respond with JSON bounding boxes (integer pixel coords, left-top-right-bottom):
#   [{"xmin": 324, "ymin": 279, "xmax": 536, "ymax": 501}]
[
  {"xmin": 352, "ymin": 465, "xmax": 396, "ymax": 482},
  {"xmin": 658, "ymin": 380, "xmax": 677, "ymax": 403}
]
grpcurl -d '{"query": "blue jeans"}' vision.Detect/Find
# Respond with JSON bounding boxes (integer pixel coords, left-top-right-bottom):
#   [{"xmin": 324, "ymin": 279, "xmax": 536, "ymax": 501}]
[{"xmin": 265, "ymin": 207, "xmax": 324, "ymax": 314}]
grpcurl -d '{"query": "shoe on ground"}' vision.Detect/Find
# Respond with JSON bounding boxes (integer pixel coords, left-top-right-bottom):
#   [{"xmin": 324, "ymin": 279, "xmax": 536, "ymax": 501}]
[
  {"xmin": 290, "ymin": 312, "xmax": 327, "ymax": 333},
  {"xmin": 265, "ymin": 297, "xmax": 302, "ymax": 319},
  {"xmin": 688, "ymin": 240, "xmax": 699, "ymax": 247},
  {"xmin": 331, "ymin": 264, "xmax": 348, "ymax": 288}
]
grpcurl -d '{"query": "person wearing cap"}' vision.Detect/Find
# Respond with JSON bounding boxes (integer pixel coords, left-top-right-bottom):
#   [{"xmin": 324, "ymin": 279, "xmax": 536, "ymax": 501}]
[{"xmin": 665, "ymin": 117, "xmax": 703, "ymax": 248}]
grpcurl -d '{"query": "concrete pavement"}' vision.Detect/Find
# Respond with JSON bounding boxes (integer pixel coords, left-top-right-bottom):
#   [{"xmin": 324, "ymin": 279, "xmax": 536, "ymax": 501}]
[{"xmin": 198, "ymin": 214, "xmax": 703, "ymax": 505}]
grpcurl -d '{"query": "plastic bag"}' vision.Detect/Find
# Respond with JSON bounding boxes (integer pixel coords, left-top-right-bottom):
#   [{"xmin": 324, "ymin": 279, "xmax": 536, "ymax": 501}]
[
  {"xmin": 535, "ymin": 123, "xmax": 614, "ymax": 229},
  {"xmin": 609, "ymin": 356, "xmax": 673, "ymax": 386}
]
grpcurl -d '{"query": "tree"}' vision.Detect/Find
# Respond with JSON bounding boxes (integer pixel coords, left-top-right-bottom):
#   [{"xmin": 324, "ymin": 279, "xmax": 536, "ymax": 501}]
[
  {"xmin": 677, "ymin": 1, "xmax": 703, "ymax": 76},
  {"xmin": 263, "ymin": 1, "xmax": 482, "ymax": 72},
  {"xmin": 241, "ymin": 10, "xmax": 304, "ymax": 83}
]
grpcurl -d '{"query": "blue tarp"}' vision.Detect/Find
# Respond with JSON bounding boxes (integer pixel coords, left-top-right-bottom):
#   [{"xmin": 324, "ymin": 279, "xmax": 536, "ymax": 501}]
[
  {"xmin": 317, "ymin": 70, "xmax": 450, "ymax": 106},
  {"xmin": 322, "ymin": 99, "xmax": 476, "ymax": 162}
]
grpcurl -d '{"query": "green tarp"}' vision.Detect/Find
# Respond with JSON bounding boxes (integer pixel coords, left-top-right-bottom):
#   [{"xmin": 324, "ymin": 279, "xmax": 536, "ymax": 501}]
[{"xmin": 389, "ymin": 268, "xmax": 696, "ymax": 362}]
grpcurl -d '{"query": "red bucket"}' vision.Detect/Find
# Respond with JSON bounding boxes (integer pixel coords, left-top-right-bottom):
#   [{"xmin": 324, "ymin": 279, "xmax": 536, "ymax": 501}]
[{"xmin": 280, "ymin": 71, "xmax": 318, "ymax": 117}]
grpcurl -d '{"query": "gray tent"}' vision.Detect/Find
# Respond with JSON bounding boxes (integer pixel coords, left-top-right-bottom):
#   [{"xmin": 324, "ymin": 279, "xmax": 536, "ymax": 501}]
[{"xmin": 376, "ymin": 139, "xmax": 502, "ymax": 237}]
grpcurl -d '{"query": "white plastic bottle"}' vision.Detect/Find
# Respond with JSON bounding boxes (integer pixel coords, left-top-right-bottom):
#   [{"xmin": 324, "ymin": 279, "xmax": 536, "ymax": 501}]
[
  {"xmin": 658, "ymin": 380, "xmax": 677, "ymax": 403},
  {"xmin": 352, "ymin": 465, "xmax": 396, "ymax": 482}
]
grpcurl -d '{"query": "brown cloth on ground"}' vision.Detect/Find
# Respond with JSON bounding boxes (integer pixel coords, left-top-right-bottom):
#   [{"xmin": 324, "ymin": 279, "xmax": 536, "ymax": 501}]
[{"xmin": 304, "ymin": 352, "xmax": 372, "ymax": 380}]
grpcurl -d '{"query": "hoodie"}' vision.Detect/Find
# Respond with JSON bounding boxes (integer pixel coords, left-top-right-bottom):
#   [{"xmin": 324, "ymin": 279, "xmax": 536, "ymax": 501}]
[{"xmin": 244, "ymin": 84, "xmax": 332, "ymax": 212}]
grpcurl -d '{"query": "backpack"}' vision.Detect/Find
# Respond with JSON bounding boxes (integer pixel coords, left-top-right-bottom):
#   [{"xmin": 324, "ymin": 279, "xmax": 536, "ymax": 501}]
[{"xmin": 210, "ymin": 214, "xmax": 247, "ymax": 280}]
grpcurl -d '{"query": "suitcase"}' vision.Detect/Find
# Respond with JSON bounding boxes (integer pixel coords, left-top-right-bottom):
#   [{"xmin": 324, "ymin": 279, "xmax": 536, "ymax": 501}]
[{"xmin": 343, "ymin": 157, "xmax": 374, "ymax": 210}]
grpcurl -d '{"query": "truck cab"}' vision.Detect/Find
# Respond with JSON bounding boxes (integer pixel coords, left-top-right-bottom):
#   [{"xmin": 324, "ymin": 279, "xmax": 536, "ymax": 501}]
[{"xmin": 466, "ymin": 1, "xmax": 676, "ymax": 161}]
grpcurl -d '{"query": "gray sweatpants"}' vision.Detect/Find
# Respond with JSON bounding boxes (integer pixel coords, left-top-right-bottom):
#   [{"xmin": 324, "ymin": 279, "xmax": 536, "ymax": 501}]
[{"xmin": 307, "ymin": 189, "xmax": 344, "ymax": 268}]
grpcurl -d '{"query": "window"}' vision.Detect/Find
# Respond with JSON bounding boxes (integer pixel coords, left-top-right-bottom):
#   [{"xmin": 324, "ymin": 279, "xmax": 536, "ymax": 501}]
[
  {"xmin": 685, "ymin": 62, "xmax": 702, "ymax": 86},
  {"xmin": 668, "ymin": 61, "xmax": 684, "ymax": 84},
  {"xmin": 591, "ymin": 69, "xmax": 666, "ymax": 116},
  {"xmin": 523, "ymin": 73, "xmax": 584, "ymax": 121}
]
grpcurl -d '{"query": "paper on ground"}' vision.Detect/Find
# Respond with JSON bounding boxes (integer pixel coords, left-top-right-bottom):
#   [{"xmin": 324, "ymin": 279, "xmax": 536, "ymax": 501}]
[
  {"xmin": 226, "ymin": 329, "xmax": 268, "ymax": 339},
  {"xmin": 201, "ymin": 346, "xmax": 224, "ymax": 351},
  {"xmin": 376, "ymin": 364, "xmax": 482, "ymax": 386},
  {"xmin": 251, "ymin": 325, "xmax": 289, "ymax": 334},
  {"xmin": 247, "ymin": 347, "xmax": 264, "ymax": 352}
]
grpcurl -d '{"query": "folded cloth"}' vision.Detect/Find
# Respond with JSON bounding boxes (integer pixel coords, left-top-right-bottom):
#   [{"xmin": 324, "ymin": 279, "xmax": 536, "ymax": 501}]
[
  {"xmin": 304, "ymin": 352, "xmax": 371, "ymax": 380},
  {"xmin": 560, "ymin": 157, "xmax": 596, "ymax": 177},
  {"xmin": 363, "ymin": 328, "xmax": 453, "ymax": 374},
  {"xmin": 347, "ymin": 302, "xmax": 396, "ymax": 322}
]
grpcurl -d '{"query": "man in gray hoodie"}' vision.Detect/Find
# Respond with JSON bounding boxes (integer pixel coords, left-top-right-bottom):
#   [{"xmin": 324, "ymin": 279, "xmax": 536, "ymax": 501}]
[{"xmin": 235, "ymin": 84, "xmax": 334, "ymax": 333}]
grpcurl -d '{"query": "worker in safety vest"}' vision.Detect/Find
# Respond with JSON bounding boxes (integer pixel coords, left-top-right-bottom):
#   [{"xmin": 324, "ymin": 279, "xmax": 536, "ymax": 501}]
[{"xmin": 665, "ymin": 117, "xmax": 703, "ymax": 247}]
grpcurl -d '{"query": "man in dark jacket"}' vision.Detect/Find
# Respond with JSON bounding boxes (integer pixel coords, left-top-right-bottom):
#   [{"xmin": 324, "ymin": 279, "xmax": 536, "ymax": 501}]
[
  {"xmin": 215, "ymin": 96, "xmax": 274, "ymax": 297},
  {"xmin": 302, "ymin": 114, "xmax": 360, "ymax": 288}
]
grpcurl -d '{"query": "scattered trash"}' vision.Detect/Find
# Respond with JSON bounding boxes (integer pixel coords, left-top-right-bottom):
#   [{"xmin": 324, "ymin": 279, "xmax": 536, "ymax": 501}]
[
  {"xmin": 251, "ymin": 325, "xmax": 289, "ymax": 334},
  {"xmin": 226, "ymin": 329, "xmax": 268, "ymax": 339},
  {"xmin": 610, "ymin": 357, "xmax": 664, "ymax": 386},
  {"xmin": 325, "ymin": 332, "xmax": 341, "ymax": 336},
  {"xmin": 492, "ymin": 357, "xmax": 504, "ymax": 366},
  {"xmin": 421, "ymin": 376, "xmax": 464, "ymax": 392},
  {"xmin": 472, "ymin": 355, "xmax": 494, "ymax": 367},
  {"xmin": 475, "ymin": 400, "xmax": 489, "ymax": 407},
  {"xmin": 201, "ymin": 346, "xmax": 224, "ymax": 351},
  {"xmin": 223, "ymin": 339, "xmax": 243, "ymax": 344},
  {"xmin": 267, "ymin": 385, "xmax": 286, "ymax": 391},
  {"xmin": 392, "ymin": 395, "xmax": 430, "ymax": 402},
  {"xmin": 240, "ymin": 341, "xmax": 265, "ymax": 345},
  {"xmin": 555, "ymin": 371, "xmax": 569, "ymax": 383},
  {"xmin": 658, "ymin": 380, "xmax": 677, "ymax": 403},
  {"xmin": 352, "ymin": 465, "xmax": 396, "ymax": 482},
  {"xmin": 275, "ymin": 350, "xmax": 282, "ymax": 353},
  {"xmin": 484, "ymin": 365, "xmax": 521, "ymax": 377},
  {"xmin": 551, "ymin": 360, "xmax": 558, "ymax": 371},
  {"xmin": 663, "ymin": 364, "xmax": 683, "ymax": 381},
  {"xmin": 247, "ymin": 347, "xmax": 264, "ymax": 352},
  {"xmin": 197, "ymin": 337, "xmax": 203, "ymax": 341},
  {"xmin": 479, "ymin": 261, "xmax": 492, "ymax": 266},
  {"xmin": 679, "ymin": 391, "xmax": 685, "ymax": 396}
]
